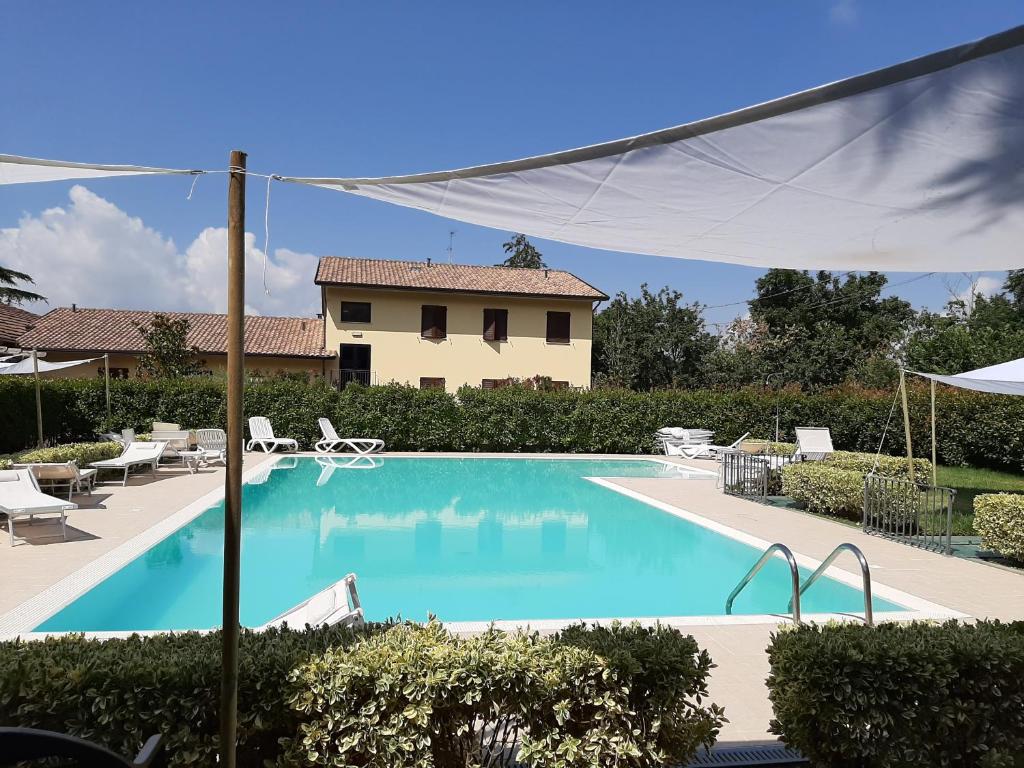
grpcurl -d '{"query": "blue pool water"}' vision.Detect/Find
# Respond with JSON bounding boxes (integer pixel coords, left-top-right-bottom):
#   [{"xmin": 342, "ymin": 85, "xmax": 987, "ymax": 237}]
[{"xmin": 36, "ymin": 457, "xmax": 902, "ymax": 631}]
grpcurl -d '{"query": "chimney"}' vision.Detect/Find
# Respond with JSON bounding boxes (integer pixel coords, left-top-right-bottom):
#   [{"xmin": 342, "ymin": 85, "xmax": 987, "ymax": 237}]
[
  {"xmin": 543, "ymin": 269, "xmax": 549, "ymax": 278},
  {"xmin": 72, "ymin": 303, "xmax": 77, "ymax": 312},
  {"xmin": 316, "ymin": 312, "xmax": 323, "ymax": 320},
  {"xmin": 301, "ymin": 320, "xmax": 306, "ymax": 331},
  {"xmin": 427, "ymin": 257, "xmax": 432, "ymax": 267}
]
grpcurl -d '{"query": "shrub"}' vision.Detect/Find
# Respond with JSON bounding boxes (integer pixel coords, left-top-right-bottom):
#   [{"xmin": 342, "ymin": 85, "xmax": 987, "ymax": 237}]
[
  {"xmin": 974, "ymin": 493, "xmax": 1024, "ymax": 561},
  {"xmin": 0, "ymin": 377, "xmax": 1019, "ymax": 473},
  {"xmin": 781, "ymin": 463, "xmax": 864, "ymax": 518},
  {"xmin": 827, "ymin": 450, "xmax": 931, "ymax": 479},
  {"xmin": 282, "ymin": 620, "xmax": 722, "ymax": 768},
  {"xmin": 0, "ymin": 624, "xmax": 377, "ymax": 768},
  {"xmin": 14, "ymin": 441, "xmax": 123, "ymax": 466},
  {"xmin": 767, "ymin": 621, "xmax": 1024, "ymax": 767}
]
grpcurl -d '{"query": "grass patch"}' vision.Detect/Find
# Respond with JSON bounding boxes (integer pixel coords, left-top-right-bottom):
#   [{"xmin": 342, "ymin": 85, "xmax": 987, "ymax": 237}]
[{"xmin": 935, "ymin": 465, "xmax": 1024, "ymax": 535}]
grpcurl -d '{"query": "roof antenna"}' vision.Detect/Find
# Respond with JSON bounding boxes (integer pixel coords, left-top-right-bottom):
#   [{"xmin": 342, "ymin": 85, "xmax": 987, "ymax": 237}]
[{"xmin": 447, "ymin": 230, "xmax": 456, "ymax": 264}]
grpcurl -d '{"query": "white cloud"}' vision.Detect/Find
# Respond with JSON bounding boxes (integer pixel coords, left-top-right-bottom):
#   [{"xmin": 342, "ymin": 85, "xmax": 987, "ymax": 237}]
[
  {"xmin": 829, "ymin": 0, "xmax": 858, "ymax": 26},
  {"xmin": 0, "ymin": 186, "xmax": 320, "ymax": 317}
]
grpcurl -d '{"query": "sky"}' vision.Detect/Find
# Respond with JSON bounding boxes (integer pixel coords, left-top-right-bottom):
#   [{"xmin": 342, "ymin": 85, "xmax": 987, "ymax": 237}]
[{"xmin": 1, "ymin": 1, "xmax": 1021, "ymax": 326}]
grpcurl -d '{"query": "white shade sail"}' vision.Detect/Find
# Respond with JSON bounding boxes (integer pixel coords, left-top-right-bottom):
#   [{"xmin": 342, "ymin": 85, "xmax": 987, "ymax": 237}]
[
  {"xmin": 913, "ymin": 358, "xmax": 1024, "ymax": 396},
  {"xmin": 284, "ymin": 25, "xmax": 1024, "ymax": 272},
  {"xmin": 0, "ymin": 356, "xmax": 100, "ymax": 375},
  {"xmin": 0, "ymin": 154, "xmax": 201, "ymax": 185}
]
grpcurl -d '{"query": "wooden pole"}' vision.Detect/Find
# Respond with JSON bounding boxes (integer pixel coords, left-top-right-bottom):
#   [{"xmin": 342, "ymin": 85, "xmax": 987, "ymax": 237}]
[
  {"xmin": 32, "ymin": 348, "xmax": 43, "ymax": 448},
  {"xmin": 104, "ymin": 353, "xmax": 111, "ymax": 423},
  {"xmin": 930, "ymin": 378, "xmax": 937, "ymax": 486},
  {"xmin": 899, "ymin": 368, "xmax": 915, "ymax": 483},
  {"xmin": 220, "ymin": 149, "xmax": 246, "ymax": 768}
]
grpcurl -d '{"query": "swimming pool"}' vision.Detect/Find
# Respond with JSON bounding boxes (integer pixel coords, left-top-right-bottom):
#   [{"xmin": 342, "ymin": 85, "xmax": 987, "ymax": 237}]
[{"xmin": 34, "ymin": 457, "xmax": 904, "ymax": 632}]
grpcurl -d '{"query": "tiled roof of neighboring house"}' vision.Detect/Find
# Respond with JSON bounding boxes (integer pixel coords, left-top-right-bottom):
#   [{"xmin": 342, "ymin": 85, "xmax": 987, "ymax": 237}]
[
  {"xmin": 315, "ymin": 256, "xmax": 608, "ymax": 300},
  {"xmin": 17, "ymin": 308, "xmax": 333, "ymax": 358},
  {"xmin": 0, "ymin": 303, "xmax": 37, "ymax": 347}
]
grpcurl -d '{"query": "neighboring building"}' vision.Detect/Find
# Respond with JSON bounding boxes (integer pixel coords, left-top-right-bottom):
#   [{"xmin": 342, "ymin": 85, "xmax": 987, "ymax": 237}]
[
  {"xmin": 16, "ymin": 307, "xmax": 333, "ymax": 378},
  {"xmin": 0, "ymin": 303, "xmax": 37, "ymax": 348},
  {"xmin": 316, "ymin": 257, "xmax": 607, "ymax": 392}
]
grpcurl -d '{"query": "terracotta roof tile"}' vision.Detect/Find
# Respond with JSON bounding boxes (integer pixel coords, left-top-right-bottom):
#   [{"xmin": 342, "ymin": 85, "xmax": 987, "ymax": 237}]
[
  {"xmin": 0, "ymin": 304, "xmax": 37, "ymax": 347},
  {"xmin": 17, "ymin": 308, "xmax": 332, "ymax": 358},
  {"xmin": 315, "ymin": 256, "xmax": 607, "ymax": 300}
]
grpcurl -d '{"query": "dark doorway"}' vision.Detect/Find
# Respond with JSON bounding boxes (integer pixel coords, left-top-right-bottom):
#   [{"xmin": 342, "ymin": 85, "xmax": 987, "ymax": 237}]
[{"xmin": 339, "ymin": 344, "xmax": 371, "ymax": 387}]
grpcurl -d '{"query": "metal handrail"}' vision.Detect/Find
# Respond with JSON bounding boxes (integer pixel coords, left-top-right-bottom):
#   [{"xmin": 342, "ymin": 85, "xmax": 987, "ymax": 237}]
[
  {"xmin": 725, "ymin": 543, "xmax": 801, "ymax": 623},
  {"xmin": 788, "ymin": 543, "xmax": 873, "ymax": 626}
]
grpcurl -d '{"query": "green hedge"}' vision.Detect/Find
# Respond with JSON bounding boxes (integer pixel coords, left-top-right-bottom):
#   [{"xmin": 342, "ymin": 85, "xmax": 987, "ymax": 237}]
[
  {"xmin": 1, "ymin": 377, "xmax": 1020, "ymax": 470},
  {"xmin": 974, "ymin": 493, "xmax": 1024, "ymax": 562},
  {"xmin": 0, "ymin": 624, "xmax": 377, "ymax": 767},
  {"xmin": 781, "ymin": 451, "xmax": 934, "ymax": 520},
  {"xmin": 0, "ymin": 621, "xmax": 720, "ymax": 768},
  {"xmin": 767, "ymin": 621, "xmax": 1024, "ymax": 768},
  {"xmin": 285, "ymin": 620, "xmax": 722, "ymax": 768}
]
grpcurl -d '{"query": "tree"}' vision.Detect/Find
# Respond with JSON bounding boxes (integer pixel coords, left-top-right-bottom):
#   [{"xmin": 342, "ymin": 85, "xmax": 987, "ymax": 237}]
[
  {"xmin": 905, "ymin": 273, "xmax": 1024, "ymax": 374},
  {"xmin": 498, "ymin": 234, "xmax": 547, "ymax": 269},
  {"xmin": 134, "ymin": 314, "xmax": 204, "ymax": 378},
  {"xmin": 707, "ymin": 269, "xmax": 915, "ymax": 390},
  {"xmin": 0, "ymin": 265, "xmax": 45, "ymax": 304},
  {"xmin": 593, "ymin": 285, "xmax": 716, "ymax": 390}
]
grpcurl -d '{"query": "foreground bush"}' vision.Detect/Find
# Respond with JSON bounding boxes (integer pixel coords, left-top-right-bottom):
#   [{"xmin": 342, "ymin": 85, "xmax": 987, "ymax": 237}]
[
  {"xmin": 0, "ymin": 621, "xmax": 720, "ymax": 768},
  {"xmin": 0, "ymin": 624, "xmax": 376, "ymax": 767},
  {"xmin": 284, "ymin": 620, "xmax": 722, "ymax": 768},
  {"xmin": 767, "ymin": 621, "xmax": 1024, "ymax": 768},
  {"xmin": 12, "ymin": 441, "xmax": 123, "ymax": 465},
  {"xmin": 1, "ymin": 376, "xmax": 1018, "ymax": 470},
  {"xmin": 974, "ymin": 493, "xmax": 1024, "ymax": 561}
]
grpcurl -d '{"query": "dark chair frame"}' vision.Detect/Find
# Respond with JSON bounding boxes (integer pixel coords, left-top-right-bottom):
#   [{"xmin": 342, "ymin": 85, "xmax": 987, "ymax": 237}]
[{"xmin": 0, "ymin": 727, "xmax": 164, "ymax": 767}]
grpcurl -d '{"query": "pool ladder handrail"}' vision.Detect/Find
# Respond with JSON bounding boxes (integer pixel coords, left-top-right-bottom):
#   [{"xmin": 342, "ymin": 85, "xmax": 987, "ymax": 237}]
[
  {"xmin": 787, "ymin": 543, "xmax": 874, "ymax": 627},
  {"xmin": 725, "ymin": 543, "xmax": 801, "ymax": 624}
]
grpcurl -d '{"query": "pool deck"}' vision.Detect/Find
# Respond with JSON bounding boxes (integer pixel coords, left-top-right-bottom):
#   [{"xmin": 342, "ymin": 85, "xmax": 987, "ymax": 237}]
[{"xmin": 2, "ymin": 450, "xmax": 1023, "ymax": 744}]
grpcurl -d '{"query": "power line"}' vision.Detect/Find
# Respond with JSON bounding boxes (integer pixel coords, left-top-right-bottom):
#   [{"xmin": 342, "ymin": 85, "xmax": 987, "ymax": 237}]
[{"xmin": 704, "ymin": 271, "xmax": 935, "ymax": 312}]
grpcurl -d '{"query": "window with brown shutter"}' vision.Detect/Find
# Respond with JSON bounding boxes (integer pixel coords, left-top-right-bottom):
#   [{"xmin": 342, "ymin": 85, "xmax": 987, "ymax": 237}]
[
  {"xmin": 481, "ymin": 378, "xmax": 499, "ymax": 389},
  {"xmin": 421, "ymin": 305, "xmax": 447, "ymax": 339},
  {"xmin": 546, "ymin": 311, "xmax": 571, "ymax": 343},
  {"xmin": 483, "ymin": 308, "xmax": 508, "ymax": 341},
  {"xmin": 550, "ymin": 380, "xmax": 570, "ymax": 390},
  {"xmin": 419, "ymin": 377, "xmax": 445, "ymax": 390}
]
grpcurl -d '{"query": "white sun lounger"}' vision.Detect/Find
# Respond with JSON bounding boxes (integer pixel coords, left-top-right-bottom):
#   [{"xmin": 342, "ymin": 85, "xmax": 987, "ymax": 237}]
[
  {"xmin": 246, "ymin": 417, "xmax": 299, "ymax": 453},
  {"xmin": 259, "ymin": 573, "xmax": 364, "ymax": 630},
  {"xmin": 795, "ymin": 427, "xmax": 834, "ymax": 461},
  {"xmin": 90, "ymin": 441, "xmax": 168, "ymax": 486},
  {"xmin": 0, "ymin": 469, "xmax": 78, "ymax": 546},
  {"xmin": 656, "ymin": 427, "xmax": 713, "ymax": 455},
  {"xmin": 196, "ymin": 429, "xmax": 227, "ymax": 466},
  {"xmin": 13, "ymin": 461, "xmax": 97, "ymax": 499},
  {"xmin": 314, "ymin": 418, "xmax": 385, "ymax": 455}
]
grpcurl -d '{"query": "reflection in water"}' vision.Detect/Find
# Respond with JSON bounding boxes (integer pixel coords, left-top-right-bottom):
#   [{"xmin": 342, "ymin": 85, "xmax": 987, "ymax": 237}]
[
  {"xmin": 35, "ymin": 458, "xmax": 904, "ymax": 632},
  {"xmin": 315, "ymin": 455, "xmax": 384, "ymax": 486}
]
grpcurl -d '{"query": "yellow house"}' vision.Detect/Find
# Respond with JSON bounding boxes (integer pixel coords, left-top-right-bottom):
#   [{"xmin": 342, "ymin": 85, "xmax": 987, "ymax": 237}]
[{"xmin": 316, "ymin": 257, "xmax": 607, "ymax": 391}]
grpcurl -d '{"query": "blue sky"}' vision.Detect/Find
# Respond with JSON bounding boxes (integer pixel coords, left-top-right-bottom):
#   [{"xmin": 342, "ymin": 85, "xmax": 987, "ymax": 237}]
[{"xmin": 2, "ymin": 2, "xmax": 1021, "ymax": 324}]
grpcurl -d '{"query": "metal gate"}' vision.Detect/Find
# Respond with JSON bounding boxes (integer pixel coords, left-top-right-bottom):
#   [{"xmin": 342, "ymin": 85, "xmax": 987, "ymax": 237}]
[
  {"xmin": 721, "ymin": 451, "xmax": 795, "ymax": 499},
  {"xmin": 862, "ymin": 473, "xmax": 956, "ymax": 555}
]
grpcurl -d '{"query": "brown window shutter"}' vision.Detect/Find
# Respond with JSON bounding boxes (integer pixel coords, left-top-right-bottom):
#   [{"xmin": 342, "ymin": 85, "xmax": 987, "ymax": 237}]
[
  {"xmin": 483, "ymin": 309, "xmax": 508, "ymax": 341},
  {"xmin": 422, "ymin": 305, "xmax": 448, "ymax": 339},
  {"xmin": 495, "ymin": 309, "xmax": 508, "ymax": 341},
  {"xmin": 546, "ymin": 311, "xmax": 571, "ymax": 343},
  {"xmin": 481, "ymin": 378, "xmax": 496, "ymax": 389},
  {"xmin": 420, "ymin": 377, "xmax": 445, "ymax": 390},
  {"xmin": 483, "ymin": 308, "xmax": 496, "ymax": 341}
]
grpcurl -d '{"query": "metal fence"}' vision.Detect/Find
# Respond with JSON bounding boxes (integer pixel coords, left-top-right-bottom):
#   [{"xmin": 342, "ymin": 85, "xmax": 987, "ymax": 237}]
[
  {"xmin": 721, "ymin": 450, "xmax": 796, "ymax": 499},
  {"xmin": 336, "ymin": 369, "xmax": 373, "ymax": 388},
  {"xmin": 862, "ymin": 472, "xmax": 956, "ymax": 555}
]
